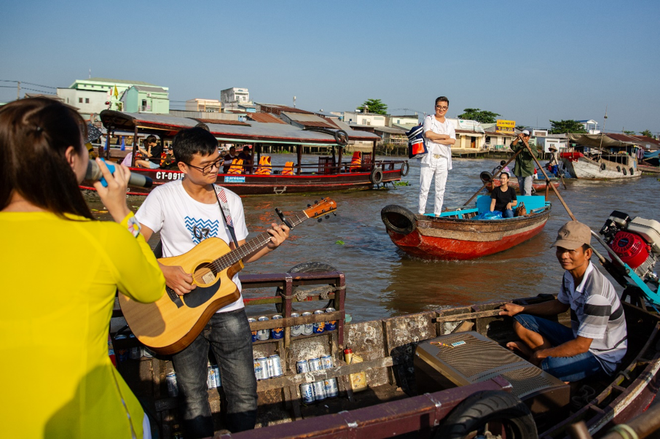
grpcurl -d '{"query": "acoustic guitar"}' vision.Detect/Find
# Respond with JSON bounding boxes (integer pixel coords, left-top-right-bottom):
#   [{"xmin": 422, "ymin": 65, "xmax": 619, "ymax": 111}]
[{"xmin": 118, "ymin": 198, "xmax": 337, "ymax": 355}]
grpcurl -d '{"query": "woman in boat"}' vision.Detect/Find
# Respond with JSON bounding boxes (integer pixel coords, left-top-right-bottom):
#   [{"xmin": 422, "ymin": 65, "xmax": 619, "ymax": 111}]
[
  {"xmin": 0, "ymin": 97, "xmax": 165, "ymax": 438},
  {"xmin": 489, "ymin": 172, "xmax": 518, "ymax": 218}
]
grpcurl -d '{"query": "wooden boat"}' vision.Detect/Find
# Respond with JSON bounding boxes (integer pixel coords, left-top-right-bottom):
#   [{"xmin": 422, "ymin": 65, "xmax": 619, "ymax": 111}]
[
  {"xmin": 561, "ymin": 134, "xmax": 642, "ymax": 180},
  {"xmin": 380, "ymin": 195, "xmax": 551, "ymax": 260},
  {"xmin": 111, "ymin": 267, "xmax": 660, "ymax": 439},
  {"xmin": 91, "ymin": 111, "xmax": 408, "ymax": 196}
]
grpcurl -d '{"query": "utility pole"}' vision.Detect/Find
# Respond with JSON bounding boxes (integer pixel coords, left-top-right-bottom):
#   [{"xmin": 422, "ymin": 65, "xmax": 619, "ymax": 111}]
[
  {"xmin": 599, "ymin": 106, "xmax": 608, "ymax": 150},
  {"xmin": 17, "ymin": 81, "xmax": 20, "ymax": 100}
]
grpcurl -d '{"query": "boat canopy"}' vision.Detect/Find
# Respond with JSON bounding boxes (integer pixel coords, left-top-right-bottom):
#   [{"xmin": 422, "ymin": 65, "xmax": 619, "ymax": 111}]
[
  {"xmin": 100, "ymin": 110, "xmax": 380, "ymax": 146},
  {"xmin": 567, "ymin": 133, "xmax": 641, "ymax": 149}
]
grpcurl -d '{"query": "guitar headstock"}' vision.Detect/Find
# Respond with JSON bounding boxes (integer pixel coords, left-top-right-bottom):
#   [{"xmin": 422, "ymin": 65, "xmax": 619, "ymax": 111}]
[{"xmin": 303, "ymin": 198, "xmax": 338, "ymax": 219}]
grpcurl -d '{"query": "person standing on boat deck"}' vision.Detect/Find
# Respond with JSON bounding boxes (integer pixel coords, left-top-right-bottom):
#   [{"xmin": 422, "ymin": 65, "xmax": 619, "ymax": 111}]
[
  {"xmin": 489, "ymin": 172, "xmax": 518, "ymax": 218},
  {"xmin": 135, "ymin": 128, "xmax": 290, "ymax": 437},
  {"xmin": 499, "ymin": 221, "xmax": 627, "ymax": 382},
  {"xmin": 0, "ymin": 97, "xmax": 165, "ymax": 438},
  {"xmin": 510, "ymin": 130, "xmax": 537, "ymax": 195},
  {"xmin": 419, "ymin": 96, "xmax": 456, "ymax": 217}
]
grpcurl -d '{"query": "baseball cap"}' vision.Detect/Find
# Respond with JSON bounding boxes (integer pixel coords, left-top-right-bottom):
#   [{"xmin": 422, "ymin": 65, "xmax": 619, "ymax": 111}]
[
  {"xmin": 522, "ymin": 129, "xmax": 531, "ymax": 136},
  {"xmin": 553, "ymin": 221, "xmax": 592, "ymax": 250}
]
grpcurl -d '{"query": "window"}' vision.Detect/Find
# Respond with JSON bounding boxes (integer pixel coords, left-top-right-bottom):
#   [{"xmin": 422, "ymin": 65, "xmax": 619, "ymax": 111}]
[{"xmin": 85, "ymin": 98, "xmax": 90, "ymax": 104}]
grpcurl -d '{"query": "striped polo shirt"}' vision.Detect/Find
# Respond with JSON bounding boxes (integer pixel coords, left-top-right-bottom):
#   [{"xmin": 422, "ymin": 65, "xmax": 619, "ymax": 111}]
[{"xmin": 558, "ymin": 262, "xmax": 627, "ymax": 374}]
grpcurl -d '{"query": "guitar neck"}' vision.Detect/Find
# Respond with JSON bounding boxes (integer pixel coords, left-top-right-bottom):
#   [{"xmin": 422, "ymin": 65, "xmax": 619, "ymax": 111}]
[{"xmin": 212, "ymin": 210, "xmax": 308, "ymax": 271}]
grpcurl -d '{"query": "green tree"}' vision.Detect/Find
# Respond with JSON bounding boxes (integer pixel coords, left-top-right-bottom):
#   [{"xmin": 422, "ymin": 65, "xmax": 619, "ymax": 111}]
[
  {"xmin": 549, "ymin": 120, "xmax": 588, "ymax": 134},
  {"xmin": 641, "ymin": 130, "xmax": 653, "ymax": 137},
  {"xmin": 623, "ymin": 130, "xmax": 636, "ymax": 135},
  {"xmin": 457, "ymin": 108, "xmax": 500, "ymax": 124},
  {"xmin": 357, "ymin": 99, "xmax": 388, "ymax": 115}
]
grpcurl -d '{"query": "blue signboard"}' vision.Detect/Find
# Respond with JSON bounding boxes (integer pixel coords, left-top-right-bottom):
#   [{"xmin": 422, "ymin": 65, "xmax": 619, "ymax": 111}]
[{"xmin": 224, "ymin": 176, "xmax": 246, "ymax": 183}]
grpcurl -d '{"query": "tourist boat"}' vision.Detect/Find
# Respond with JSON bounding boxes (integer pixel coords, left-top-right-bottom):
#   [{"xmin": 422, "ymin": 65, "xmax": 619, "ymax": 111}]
[
  {"xmin": 112, "ymin": 259, "xmax": 660, "ymax": 439},
  {"xmin": 89, "ymin": 111, "xmax": 408, "ymax": 196},
  {"xmin": 107, "ymin": 209, "xmax": 660, "ymax": 438},
  {"xmin": 560, "ymin": 133, "xmax": 641, "ymax": 180},
  {"xmin": 380, "ymin": 195, "xmax": 551, "ymax": 260},
  {"xmin": 479, "ymin": 171, "xmax": 560, "ymax": 193}
]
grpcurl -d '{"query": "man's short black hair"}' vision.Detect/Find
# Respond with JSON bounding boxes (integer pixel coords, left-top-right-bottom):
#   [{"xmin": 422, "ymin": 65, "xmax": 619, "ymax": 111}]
[
  {"xmin": 146, "ymin": 135, "xmax": 157, "ymax": 144},
  {"xmin": 435, "ymin": 96, "xmax": 449, "ymax": 106},
  {"xmin": 501, "ymin": 171, "xmax": 510, "ymax": 178},
  {"xmin": 172, "ymin": 127, "xmax": 218, "ymax": 164}
]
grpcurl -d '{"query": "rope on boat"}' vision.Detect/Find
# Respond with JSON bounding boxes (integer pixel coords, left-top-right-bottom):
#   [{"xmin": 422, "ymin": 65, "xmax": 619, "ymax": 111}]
[{"xmin": 293, "ymin": 285, "xmax": 345, "ymax": 301}]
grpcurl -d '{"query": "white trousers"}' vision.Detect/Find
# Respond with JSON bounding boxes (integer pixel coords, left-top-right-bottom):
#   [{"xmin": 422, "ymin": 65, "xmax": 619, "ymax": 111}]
[{"xmin": 419, "ymin": 157, "xmax": 449, "ymax": 216}]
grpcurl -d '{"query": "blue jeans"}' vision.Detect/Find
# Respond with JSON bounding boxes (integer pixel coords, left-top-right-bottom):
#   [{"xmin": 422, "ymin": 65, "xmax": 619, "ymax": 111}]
[
  {"xmin": 172, "ymin": 309, "xmax": 257, "ymax": 437},
  {"xmin": 514, "ymin": 314, "xmax": 606, "ymax": 382},
  {"xmin": 503, "ymin": 209, "xmax": 514, "ymax": 218}
]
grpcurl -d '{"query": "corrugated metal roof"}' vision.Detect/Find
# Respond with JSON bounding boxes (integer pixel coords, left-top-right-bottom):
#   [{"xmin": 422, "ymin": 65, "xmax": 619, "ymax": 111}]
[
  {"xmin": 372, "ymin": 126, "xmax": 407, "ymax": 135},
  {"xmin": 132, "ymin": 86, "xmax": 168, "ymax": 93},
  {"xmin": 258, "ymin": 103, "xmax": 313, "ymax": 115},
  {"xmin": 248, "ymin": 113, "xmax": 287, "ymax": 124},
  {"xmin": 100, "ymin": 111, "xmax": 381, "ymax": 144},
  {"xmin": 193, "ymin": 118, "xmax": 249, "ymax": 126}
]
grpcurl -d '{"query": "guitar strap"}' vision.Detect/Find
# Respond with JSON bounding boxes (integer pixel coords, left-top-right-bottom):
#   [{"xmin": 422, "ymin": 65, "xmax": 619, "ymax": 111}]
[{"xmin": 213, "ymin": 185, "xmax": 240, "ymax": 248}]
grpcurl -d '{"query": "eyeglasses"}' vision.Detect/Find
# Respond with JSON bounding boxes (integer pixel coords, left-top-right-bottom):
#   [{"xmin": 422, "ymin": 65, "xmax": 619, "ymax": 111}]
[
  {"xmin": 435, "ymin": 106, "xmax": 448, "ymax": 110},
  {"xmin": 185, "ymin": 157, "xmax": 222, "ymax": 175}
]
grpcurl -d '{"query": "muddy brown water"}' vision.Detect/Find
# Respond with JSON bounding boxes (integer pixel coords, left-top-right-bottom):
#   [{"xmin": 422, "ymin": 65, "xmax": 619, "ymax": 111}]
[{"xmin": 87, "ymin": 155, "xmax": 660, "ymax": 323}]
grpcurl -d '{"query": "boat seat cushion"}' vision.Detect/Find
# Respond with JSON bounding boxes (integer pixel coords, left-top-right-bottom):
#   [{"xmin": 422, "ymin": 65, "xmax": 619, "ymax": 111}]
[{"xmin": 476, "ymin": 195, "xmax": 545, "ymax": 215}]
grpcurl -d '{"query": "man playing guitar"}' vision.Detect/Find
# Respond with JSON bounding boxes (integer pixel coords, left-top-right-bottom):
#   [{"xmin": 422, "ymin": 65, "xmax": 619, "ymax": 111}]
[{"xmin": 135, "ymin": 127, "xmax": 289, "ymax": 437}]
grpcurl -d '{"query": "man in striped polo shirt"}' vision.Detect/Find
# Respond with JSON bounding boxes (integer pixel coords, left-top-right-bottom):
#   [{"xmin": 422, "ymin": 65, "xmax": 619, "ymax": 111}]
[{"xmin": 500, "ymin": 221, "xmax": 627, "ymax": 382}]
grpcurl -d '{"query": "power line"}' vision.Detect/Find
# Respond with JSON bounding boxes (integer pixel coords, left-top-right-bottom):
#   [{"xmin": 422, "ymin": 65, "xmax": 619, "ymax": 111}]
[{"xmin": 0, "ymin": 79, "xmax": 57, "ymax": 90}]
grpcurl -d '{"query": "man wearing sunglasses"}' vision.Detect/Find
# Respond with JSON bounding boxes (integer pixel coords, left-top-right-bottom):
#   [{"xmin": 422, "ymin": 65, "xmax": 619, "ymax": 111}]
[
  {"xmin": 135, "ymin": 127, "xmax": 290, "ymax": 437},
  {"xmin": 419, "ymin": 96, "xmax": 456, "ymax": 217}
]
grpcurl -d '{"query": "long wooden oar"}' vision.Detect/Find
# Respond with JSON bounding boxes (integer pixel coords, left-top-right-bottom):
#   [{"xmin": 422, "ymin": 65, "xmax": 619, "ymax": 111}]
[
  {"xmin": 523, "ymin": 142, "xmax": 576, "ymax": 221},
  {"xmin": 463, "ymin": 149, "xmax": 523, "ymax": 206}
]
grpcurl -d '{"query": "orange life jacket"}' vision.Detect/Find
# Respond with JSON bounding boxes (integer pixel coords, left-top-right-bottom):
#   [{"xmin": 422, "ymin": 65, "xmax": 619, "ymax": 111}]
[
  {"xmin": 350, "ymin": 152, "xmax": 362, "ymax": 172},
  {"xmin": 254, "ymin": 156, "xmax": 272, "ymax": 175},
  {"xmin": 227, "ymin": 158, "xmax": 244, "ymax": 175},
  {"xmin": 282, "ymin": 161, "xmax": 294, "ymax": 175}
]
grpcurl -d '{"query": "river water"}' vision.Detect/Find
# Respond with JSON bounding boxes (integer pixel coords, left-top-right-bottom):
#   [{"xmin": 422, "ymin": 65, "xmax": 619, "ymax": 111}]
[{"xmin": 90, "ymin": 155, "xmax": 659, "ymax": 323}]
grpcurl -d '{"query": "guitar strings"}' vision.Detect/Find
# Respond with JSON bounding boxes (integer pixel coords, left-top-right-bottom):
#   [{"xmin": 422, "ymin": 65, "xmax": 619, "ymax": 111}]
[{"xmin": 208, "ymin": 211, "xmax": 308, "ymax": 274}]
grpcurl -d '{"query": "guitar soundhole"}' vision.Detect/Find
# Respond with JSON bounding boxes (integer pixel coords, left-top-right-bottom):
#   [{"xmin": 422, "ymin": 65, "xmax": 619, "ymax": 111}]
[{"xmin": 195, "ymin": 263, "xmax": 217, "ymax": 287}]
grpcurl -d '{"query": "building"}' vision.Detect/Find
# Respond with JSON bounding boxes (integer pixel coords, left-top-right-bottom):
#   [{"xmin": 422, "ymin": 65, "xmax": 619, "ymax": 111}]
[
  {"xmin": 120, "ymin": 86, "xmax": 169, "ymax": 114},
  {"xmin": 387, "ymin": 114, "xmax": 419, "ymax": 130},
  {"xmin": 482, "ymin": 123, "xmax": 518, "ymax": 150},
  {"xmin": 185, "ymin": 98, "xmax": 221, "ymax": 113},
  {"xmin": 342, "ymin": 111, "xmax": 387, "ymax": 127},
  {"xmin": 577, "ymin": 119, "xmax": 600, "ymax": 134},
  {"xmin": 221, "ymin": 87, "xmax": 255, "ymax": 112},
  {"xmin": 57, "ymin": 77, "xmax": 168, "ymax": 120}
]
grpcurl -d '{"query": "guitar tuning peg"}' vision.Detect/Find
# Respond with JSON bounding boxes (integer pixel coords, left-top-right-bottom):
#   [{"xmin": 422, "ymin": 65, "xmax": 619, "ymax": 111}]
[
  {"xmin": 325, "ymin": 215, "xmax": 330, "ymax": 219},
  {"xmin": 317, "ymin": 218, "xmax": 322, "ymax": 223},
  {"xmin": 314, "ymin": 200, "xmax": 318, "ymax": 204},
  {"xmin": 307, "ymin": 204, "xmax": 311, "ymax": 208},
  {"xmin": 332, "ymin": 212, "xmax": 337, "ymax": 216}
]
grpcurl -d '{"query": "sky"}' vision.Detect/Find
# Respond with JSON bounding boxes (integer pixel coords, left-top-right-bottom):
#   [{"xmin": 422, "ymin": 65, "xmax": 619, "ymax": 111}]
[{"xmin": 1, "ymin": 0, "xmax": 659, "ymax": 134}]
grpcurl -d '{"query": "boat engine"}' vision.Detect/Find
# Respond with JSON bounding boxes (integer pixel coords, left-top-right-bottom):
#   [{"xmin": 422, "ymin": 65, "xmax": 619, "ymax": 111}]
[{"xmin": 599, "ymin": 211, "xmax": 660, "ymax": 283}]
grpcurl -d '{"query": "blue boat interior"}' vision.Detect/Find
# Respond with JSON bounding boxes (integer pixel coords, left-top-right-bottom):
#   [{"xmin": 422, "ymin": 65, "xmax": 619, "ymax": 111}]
[{"xmin": 426, "ymin": 195, "xmax": 550, "ymax": 219}]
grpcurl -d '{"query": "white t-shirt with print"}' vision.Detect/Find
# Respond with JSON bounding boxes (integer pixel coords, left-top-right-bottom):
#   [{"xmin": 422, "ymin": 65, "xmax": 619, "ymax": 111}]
[{"xmin": 136, "ymin": 180, "xmax": 248, "ymax": 313}]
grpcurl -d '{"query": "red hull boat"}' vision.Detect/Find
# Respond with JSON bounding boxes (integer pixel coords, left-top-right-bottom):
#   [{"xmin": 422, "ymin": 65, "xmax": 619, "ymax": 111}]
[{"xmin": 381, "ymin": 195, "xmax": 551, "ymax": 260}]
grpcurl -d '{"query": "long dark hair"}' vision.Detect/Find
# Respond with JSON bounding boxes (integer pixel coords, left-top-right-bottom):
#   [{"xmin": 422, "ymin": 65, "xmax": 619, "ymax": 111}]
[{"xmin": 0, "ymin": 97, "xmax": 94, "ymax": 219}]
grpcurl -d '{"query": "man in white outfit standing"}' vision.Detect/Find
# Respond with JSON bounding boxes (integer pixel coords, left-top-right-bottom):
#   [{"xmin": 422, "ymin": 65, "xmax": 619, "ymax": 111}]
[{"xmin": 419, "ymin": 96, "xmax": 456, "ymax": 216}]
